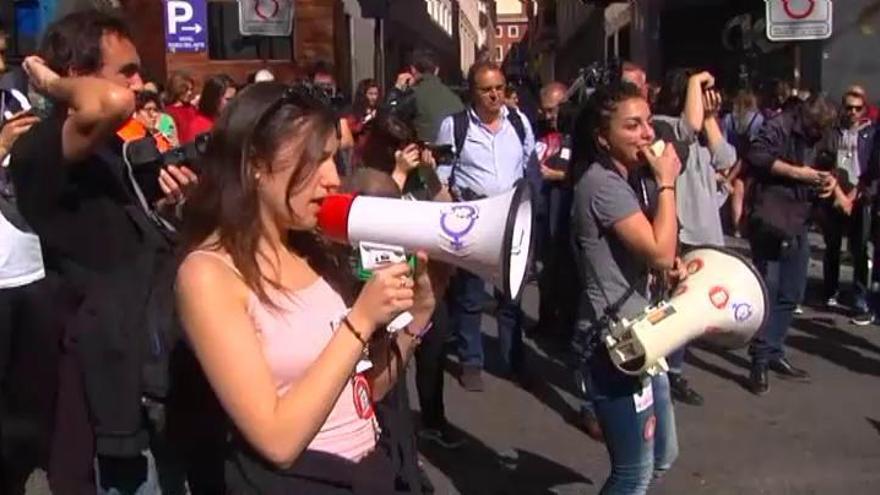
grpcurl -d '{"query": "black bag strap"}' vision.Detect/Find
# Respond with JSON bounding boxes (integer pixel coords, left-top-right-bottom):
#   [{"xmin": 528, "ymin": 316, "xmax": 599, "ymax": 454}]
[
  {"xmin": 452, "ymin": 110, "xmax": 469, "ymax": 160},
  {"xmin": 505, "ymin": 105, "xmax": 527, "ymax": 146}
]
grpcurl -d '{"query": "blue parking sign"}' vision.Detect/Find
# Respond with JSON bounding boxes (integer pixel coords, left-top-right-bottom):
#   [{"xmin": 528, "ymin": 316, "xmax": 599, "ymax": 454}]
[{"xmin": 165, "ymin": 0, "xmax": 207, "ymax": 53}]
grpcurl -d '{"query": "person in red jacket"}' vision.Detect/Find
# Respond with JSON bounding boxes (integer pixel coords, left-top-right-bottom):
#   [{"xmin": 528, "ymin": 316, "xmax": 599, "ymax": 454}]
[
  {"xmin": 164, "ymin": 71, "xmax": 198, "ymax": 140},
  {"xmin": 182, "ymin": 74, "xmax": 237, "ymax": 143}
]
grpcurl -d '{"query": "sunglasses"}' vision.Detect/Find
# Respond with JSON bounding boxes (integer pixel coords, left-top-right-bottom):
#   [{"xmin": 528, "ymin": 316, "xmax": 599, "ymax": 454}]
[
  {"xmin": 845, "ymin": 105, "xmax": 864, "ymax": 112},
  {"xmin": 240, "ymin": 83, "xmax": 337, "ymax": 170}
]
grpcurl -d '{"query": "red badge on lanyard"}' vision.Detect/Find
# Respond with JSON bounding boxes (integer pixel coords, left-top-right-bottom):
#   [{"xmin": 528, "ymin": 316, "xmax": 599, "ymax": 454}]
[{"xmin": 352, "ymin": 374, "xmax": 374, "ymax": 420}]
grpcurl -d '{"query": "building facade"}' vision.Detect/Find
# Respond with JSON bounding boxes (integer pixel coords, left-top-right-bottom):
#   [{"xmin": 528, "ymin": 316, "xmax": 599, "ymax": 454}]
[{"xmin": 494, "ymin": 0, "xmax": 528, "ymax": 64}]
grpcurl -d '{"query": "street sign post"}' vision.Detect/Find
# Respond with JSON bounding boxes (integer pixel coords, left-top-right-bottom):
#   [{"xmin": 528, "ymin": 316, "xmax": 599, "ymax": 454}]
[
  {"xmin": 165, "ymin": 0, "xmax": 207, "ymax": 53},
  {"xmin": 238, "ymin": 0, "xmax": 295, "ymax": 37},
  {"xmin": 766, "ymin": 0, "xmax": 833, "ymax": 41}
]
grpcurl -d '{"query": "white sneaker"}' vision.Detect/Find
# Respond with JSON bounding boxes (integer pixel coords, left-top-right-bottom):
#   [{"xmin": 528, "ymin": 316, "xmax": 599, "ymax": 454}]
[{"xmin": 793, "ymin": 305, "xmax": 804, "ymax": 315}]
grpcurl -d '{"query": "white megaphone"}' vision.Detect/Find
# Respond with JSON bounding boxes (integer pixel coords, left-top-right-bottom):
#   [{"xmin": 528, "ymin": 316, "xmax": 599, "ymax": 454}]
[
  {"xmin": 605, "ymin": 247, "xmax": 768, "ymax": 375},
  {"xmin": 318, "ymin": 181, "xmax": 534, "ymax": 301}
]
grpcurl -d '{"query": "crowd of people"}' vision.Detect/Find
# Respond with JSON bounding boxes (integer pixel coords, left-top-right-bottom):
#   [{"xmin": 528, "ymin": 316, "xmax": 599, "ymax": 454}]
[{"xmin": 1, "ymin": 8, "xmax": 879, "ymax": 495}]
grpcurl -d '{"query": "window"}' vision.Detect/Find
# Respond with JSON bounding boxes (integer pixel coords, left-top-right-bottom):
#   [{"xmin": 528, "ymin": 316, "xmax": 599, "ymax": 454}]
[
  {"xmin": 495, "ymin": 45, "xmax": 504, "ymax": 62},
  {"xmin": 207, "ymin": 0, "xmax": 293, "ymax": 60},
  {"xmin": 508, "ymin": 25, "xmax": 520, "ymax": 38},
  {"xmin": 496, "ymin": 26, "xmax": 503, "ymax": 38}
]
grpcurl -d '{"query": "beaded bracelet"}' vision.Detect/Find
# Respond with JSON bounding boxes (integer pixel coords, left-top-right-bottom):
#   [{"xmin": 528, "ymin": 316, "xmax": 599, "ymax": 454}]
[{"xmin": 403, "ymin": 322, "xmax": 434, "ymax": 343}]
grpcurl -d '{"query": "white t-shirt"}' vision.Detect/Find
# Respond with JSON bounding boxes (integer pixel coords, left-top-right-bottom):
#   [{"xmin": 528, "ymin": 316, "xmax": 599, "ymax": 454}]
[
  {"xmin": 1, "ymin": 88, "xmax": 45, "ymax": 289},
  {"xmin": 0, "ymin": 210, "xmax": 44, "ymax": 289}
]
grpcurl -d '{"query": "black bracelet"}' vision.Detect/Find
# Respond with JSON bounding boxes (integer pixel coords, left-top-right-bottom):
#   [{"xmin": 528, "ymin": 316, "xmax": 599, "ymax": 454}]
[
  {"xmin": 341, "ymin": 316, "xmax": 367, "ymax": 347},
  {"xmin": 658, "ymin": 185, "xmax": 675, "ymax": 194}
]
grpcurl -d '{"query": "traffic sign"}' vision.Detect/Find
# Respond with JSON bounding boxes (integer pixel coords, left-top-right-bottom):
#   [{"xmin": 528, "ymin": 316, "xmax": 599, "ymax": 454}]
[
  {"xmin": 165, "ymin": 0, "xmax": 207, "ymax": 53},
  {"xmin": 766, "ymin": 0, "xmax": 833, "ymax": 41},
  {"xmin": 239, "ymin": 0, "xmax": 295, "ymax": 37}
]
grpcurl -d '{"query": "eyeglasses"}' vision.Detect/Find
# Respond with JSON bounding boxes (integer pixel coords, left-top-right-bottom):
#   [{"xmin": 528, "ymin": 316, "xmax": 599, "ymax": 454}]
[{"xmin": 845, "ymin": 105, "xmax": 864, "ymax": 112}]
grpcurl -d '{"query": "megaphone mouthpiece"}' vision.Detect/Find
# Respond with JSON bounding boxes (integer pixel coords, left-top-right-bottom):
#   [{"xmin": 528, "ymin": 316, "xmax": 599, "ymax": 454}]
[{"xmin": 317, "ymin": 193, "xmax": 356, "ymax": 243}]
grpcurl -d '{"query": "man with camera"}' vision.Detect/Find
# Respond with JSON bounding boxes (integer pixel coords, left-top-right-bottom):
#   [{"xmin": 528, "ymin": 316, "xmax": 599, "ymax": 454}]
[
  {"xmin": 435, "ymin": 61, "xmax": 537, "ymax": 391},
  {"xmin": 388, "ymin": 49, "xmax": 464, "ymax": 143},
  {"xmin": 746, "ymin": 95, "xmax": 840, "ymax": 395},
  {"xmin": 10, "ymin": 10, "xmax": 195, "ymax": 493}
]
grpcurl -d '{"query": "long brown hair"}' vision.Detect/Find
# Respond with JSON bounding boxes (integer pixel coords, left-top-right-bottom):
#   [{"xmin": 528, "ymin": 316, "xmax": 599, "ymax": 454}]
[{"xmin": 181, "ymin": 82, "xmax": 341, "ymax": 306}]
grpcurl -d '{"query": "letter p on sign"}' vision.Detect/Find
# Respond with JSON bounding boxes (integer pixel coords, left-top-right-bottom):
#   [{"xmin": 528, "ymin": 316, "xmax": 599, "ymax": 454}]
[{"xmin": 168, "ymin": 1, "xmax": 193, "ymax": 35}]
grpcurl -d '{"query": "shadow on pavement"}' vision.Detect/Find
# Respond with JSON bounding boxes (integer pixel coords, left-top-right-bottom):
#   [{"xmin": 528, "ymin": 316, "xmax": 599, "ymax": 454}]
[
  {"xmin": 867, "ymin": 418, "xmax": 880, "ymax": 437},
  {"xmin": 787, "ymin": 318, "xmax": 880, "ymax": 377},
  {"xmin": 794, "ymin": 317, "xmax": 880, "ymax": 356},
  {"xmin": 418, "ymin": 422, "xmax": 592, "ymax": 494},
  {"xmin": 479, "ymin": 332, "xmax": 591, "ymax": 436},
  {"xmin": 683, "ymin": 347, "xmax": 753, "ymax": 393}
]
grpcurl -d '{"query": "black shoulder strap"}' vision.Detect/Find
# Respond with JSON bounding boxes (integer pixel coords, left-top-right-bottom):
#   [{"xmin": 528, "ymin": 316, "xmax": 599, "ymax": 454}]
[
  {"xmin": 506, "ymin": 105, "xmax": 526, "ymax": 146},
  {"xmin": 452, "ymin": 110, "xmax": 469, "ymax": 159}
]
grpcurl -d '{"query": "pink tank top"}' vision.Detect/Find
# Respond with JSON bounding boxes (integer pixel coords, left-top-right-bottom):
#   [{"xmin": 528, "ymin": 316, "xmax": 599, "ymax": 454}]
[{"xmin": 188, "ymin": 251, "xmax": 377, "ymax": 462}]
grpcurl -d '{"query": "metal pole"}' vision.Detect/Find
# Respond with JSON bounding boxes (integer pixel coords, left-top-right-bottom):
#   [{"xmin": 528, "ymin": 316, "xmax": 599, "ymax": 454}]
[
  {"xmin": 374, "ymin": 17, "xmax": 385, "ymax": 88},
  {"xmin": 793, "ymin": 43, "xmax": 802, "ymax": 90}
]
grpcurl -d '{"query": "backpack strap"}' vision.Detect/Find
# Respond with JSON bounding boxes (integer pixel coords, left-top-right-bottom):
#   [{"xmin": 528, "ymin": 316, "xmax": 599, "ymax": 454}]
[
  {"xmin": 452, "ymin": 110, "xmax": 469, "ymax": 160},
  {"xmin": 505, "ymin": 105, "xmax": 526, "ymax": 146}
]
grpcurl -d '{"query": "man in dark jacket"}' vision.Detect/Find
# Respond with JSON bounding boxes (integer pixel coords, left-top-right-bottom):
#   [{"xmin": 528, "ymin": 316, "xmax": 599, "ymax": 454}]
[
  {"xmin": 822, "ymin": 89, "xmax": 877, "ymax": 325},
  {"xmin": 746, "ymin": 95, "xmax": 838, "ymax": 395},
  {"xmin": 11, "ymin": 10, "xmax": 194, "ymax": 493},
  {"xmin": 406, "ymin": 49, "xmax": 465, "ymax": 143}
]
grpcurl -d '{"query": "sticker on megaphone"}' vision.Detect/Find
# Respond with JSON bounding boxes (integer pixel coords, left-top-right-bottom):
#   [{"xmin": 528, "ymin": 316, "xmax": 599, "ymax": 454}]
[{"xmin": 356, "ymin": 241, "xmax": 417, "ymax": 280}]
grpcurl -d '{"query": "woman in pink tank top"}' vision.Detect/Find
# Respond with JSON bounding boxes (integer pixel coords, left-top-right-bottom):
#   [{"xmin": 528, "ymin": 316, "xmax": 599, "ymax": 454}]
[{"xmin": 174, "ymin": 83, "xmax": 442, "ymax": 494}]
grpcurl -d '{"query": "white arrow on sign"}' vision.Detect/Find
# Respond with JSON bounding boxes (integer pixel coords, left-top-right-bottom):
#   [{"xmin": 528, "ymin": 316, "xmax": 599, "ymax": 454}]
[{"xmin": 182, "ymin": 24, "xmax": 203, "ymax": 34}]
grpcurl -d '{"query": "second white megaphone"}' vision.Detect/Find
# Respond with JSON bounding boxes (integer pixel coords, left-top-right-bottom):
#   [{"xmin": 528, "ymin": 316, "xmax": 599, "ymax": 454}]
[
  {"xmin": 605, "ymin": 247, "xmax": 768, "ymax": 375},
  {"xmin": 318, "ymin": 181, "xmax": 534, "ymax": 301}
]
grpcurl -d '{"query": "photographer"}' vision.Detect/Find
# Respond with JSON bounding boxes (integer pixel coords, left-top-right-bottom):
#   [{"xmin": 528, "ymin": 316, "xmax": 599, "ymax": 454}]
[
  {"xmin": 360, "ymin": 113, "xmax": 460, "ymax": 455},
  {"xmin": 396, "ymin": 49, "xmax": 464, "ymax": 143},
  {"xmin": 746, "ymin": 94, "xmax": 839, "ymax": 395},
  {"xmin": 571, "ymin": 82, "xmax": 681, "ymax": 494},
  {"xmin": 653, "ymin": 69, "xmax": 737, "ymax": 406},
  {"xmin": 10, "ymin": 10, "xmax": 196, "ymax": 493}
]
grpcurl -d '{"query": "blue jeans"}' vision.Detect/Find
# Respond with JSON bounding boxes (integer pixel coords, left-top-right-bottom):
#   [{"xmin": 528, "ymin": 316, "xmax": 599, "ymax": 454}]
[
  {"xmin": 450, "ymin": 270, "xmax": 523, "ymax": 371},
  {"xmin": 749, "ymin": 232, "xmax": 811, "ymax": 366},
  {"xmin": 585, "ymin": 355, "xmax": 678, "ymax": 495},
  {"xmin": 666, "ymin": 347, "xmax": 686, "ymax": 375}
]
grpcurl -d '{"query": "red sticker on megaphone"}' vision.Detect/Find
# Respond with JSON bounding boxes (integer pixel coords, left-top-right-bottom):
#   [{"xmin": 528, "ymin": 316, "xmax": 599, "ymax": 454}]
[
  {"xmin": 686, "ymin": 259, "xmax": 704, "ymax": 275},
  {"xmin": 709, "ymin": 286, "xmax": 729, "ymax": 309}
]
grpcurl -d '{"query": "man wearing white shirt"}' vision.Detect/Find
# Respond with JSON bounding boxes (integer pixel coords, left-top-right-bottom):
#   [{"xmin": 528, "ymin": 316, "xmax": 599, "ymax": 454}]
[{"xmin": 435, "ymin": 61, "xmax": 538, "ymax": 391}]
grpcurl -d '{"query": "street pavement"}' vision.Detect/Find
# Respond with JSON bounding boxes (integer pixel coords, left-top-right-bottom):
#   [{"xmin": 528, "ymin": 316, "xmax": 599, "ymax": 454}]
[{"xmin": 23, "ymin": 235, "xmax": 880, "ymax": 494}]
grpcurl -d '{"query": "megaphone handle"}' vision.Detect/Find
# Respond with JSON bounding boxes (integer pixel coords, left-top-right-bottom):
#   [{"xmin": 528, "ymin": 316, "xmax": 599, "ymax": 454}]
[{"xmin": 386, "ymin": 311, "xmax": 414, "ymax": 334}]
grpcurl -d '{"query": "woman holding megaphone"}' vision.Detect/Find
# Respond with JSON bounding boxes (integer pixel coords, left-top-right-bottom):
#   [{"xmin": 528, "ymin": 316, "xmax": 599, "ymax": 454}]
[
  {"xmin": 571, "ymin": 81, "xmax": 683, "ymax": 495},
  {"xmin": 175, "ymin": 82, "xmax": 442, "ymax": 493}
]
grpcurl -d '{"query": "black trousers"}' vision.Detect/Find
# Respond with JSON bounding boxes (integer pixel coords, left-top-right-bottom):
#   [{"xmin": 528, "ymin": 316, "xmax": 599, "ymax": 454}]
[
  {"xmin": 819, "ymin": 203, "xmax": 870, "ymax": 308},
  {"xmin": 415, "ymin": 299, "xmax": 449, "ymax": 429},
  {"xmin": 0, "ymin": 275, "xmax": 62, "ymax": 494}
]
